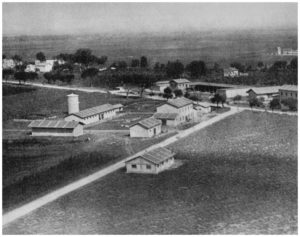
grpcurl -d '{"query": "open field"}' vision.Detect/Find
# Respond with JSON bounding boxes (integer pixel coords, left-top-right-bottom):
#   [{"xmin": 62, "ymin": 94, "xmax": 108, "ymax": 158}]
[
  {"xmin": 3, "ymin": 29, "xmax": 297, "ymax": 66},
  {"xmin": 3, "ymin": 111, "xmax": 297, "ymax": 234}
]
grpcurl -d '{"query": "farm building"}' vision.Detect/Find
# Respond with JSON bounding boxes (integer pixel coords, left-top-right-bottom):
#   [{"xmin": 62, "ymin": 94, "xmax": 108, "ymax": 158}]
[
  {"xmin": 193, "ymin": 102, "xmax": 214, "ymax": 113},
  {"xmin": 153, "ymin": 79, "xmax": 190, "ymax": 92},
  {"xmin": 216, "ymin": 88, "xmax": 251, "ymax": 99},
  {"xmin": 35, "ymin": 60, "xmax": 56, "ymax": 73},
  {"xmin": 130, "ymin": 117, "xmax": 162, "ymax": 138},
  {"xmin": 65, "ymin": 103, "xmax": 123, "ymax": 125},
  {"xmin": 2, "ymin": 59, "xmax": 15, "ymax": 69},
  {"xmin": 28, "ymin": 120, "xmax": 84, "ymax": 137},
  {"xmin": 279, "ymin": 85, "xmax": 298, "ymax": 102},
  {"xmin": 223, "ymin": 67, "xmax": 239, "ymax": 78},
  {"xmin": 125, "ymin": 147, "xmax": 175, "ymax": 174},
  {"xmin": 247, "ymin": 86, "xmax": 281, "ymax": 102},
  {"xmin": 156, "ymin": 97, "xmax": 195, "ymax": 125},
  {"xmin": 154, "ymin": 113, "xmax": 179, "ymax": 126}
]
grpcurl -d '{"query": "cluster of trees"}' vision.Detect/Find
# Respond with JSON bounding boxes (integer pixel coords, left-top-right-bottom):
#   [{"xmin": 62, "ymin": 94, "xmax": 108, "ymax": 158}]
[
  {"xmin": 44, "ymin": 72, "xmax": 75, "ymax": 84},
  {"xmin": 14, "ymin": 71, "xmax": 38, "ymax": 84}
]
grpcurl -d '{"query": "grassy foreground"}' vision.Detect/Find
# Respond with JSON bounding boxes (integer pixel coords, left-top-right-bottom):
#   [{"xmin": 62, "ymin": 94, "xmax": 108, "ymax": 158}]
[{"xmin": 3, "ymin": 111, "xmax": 297, "ymax": 234}]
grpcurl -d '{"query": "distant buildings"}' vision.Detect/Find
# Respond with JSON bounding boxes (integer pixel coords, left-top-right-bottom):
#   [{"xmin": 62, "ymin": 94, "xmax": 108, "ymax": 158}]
[
  {"xmin": 2, "ymin": 59, "xmax": 15, "ymax": 69},
  {"xmin": 125, "ymin": 147, "xmax": 175, "ymax": 174},
  {"xmin": 155, "ymin": 97, "xmax": 194, "ymax": 126},
  {"xmin": 28, "ymin": 120, "xmax": 84, "ymax": 137},
  {"xmin": 129, "ymin": 117, "xmax": 162, "ymax": 138},
  {"xmin": 25, "ymin": 64, "xmax": 36, "ymax": 72},
  {"xmin": 279, "ymin": 85, "xmax": 298, "ymax": 102},
  {"xmin": 277, "ymin": 47, "xmax": 298, "ymax": 56},
  {"xmin": 216, "ymin": 88, "xmax": 252, "ymax": 99},
  {"xmin": 65, "ymin": 104, "xmax": 123, "ymax": 125},
  {"xmin": 223, "ymin": 67, "xmax": 239, "ymax": 78},
  {"xmin": 35, "ymin": 60, "xmax": 56, "ymax": 72},
  {"xmin": 153, "ymin": 79, "xmax": 190, "ymax": 92},
  {"xmin": 247, "ymin": 86, "xmax": 282, "ymax": 102}
]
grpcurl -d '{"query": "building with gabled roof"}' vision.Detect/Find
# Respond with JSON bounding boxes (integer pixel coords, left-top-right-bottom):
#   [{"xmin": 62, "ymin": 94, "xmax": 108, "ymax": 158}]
[
  {"xmin": 224, "ymin": 67, "xmax": 239, "ymax": 78},
  {"xmin": 279, "ymin": 85, "xmax": 298, "ymax": 102},
  {"xmin": 28, "ymin": 120, "xmax": 84, "ymax": 137},
  {"xmin": 153, "ymin": 78, "xmax": 190, "ymax": 92},
  {"xmin": 129, "ymin": 117, "xmax": 162, "ymax": 138},
  {"xmin": 125, "ymin": 147, "xmax": 175, "ymax": 174},
  {"xmin": 247, "ymin": 86, "xmax": 282, "ymax": 102},
  {"xmin": 153, "ymin": 113, "xmax": 179, "ymax": 126},
  {"xmin": 65, "ymin": 103, "xmax": 123, "ymax": 125},
  {"xmin": 156, "ymin": 97, "xmax": 195, "ymax": 126}
]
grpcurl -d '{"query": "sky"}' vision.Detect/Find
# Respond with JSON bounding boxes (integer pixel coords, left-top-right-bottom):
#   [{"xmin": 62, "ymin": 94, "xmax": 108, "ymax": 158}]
[{"xmin": 2, "ymin": 2, "xmax": 298, "ymax": 36}]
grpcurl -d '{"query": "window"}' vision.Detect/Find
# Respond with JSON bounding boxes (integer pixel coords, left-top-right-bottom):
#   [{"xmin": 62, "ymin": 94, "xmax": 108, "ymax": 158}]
[
  {"xmin": 146, "ymin": 165, "xmax": 151, "ymax": 169},
  {"xmin": 131, "ymin": 164, "xmax": 137, "ymax": 169}
]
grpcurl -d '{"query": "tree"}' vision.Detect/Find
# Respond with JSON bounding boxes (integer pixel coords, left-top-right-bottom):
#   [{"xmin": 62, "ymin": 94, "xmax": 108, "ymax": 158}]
[
  {"xmin": 186, "ymin": 60, "xmax": 207, "ymax": 78},
  {"xmin": 211, "ymin": 93, "xmax": 226, "ymax": 107},
  {"xmin": 14, "ymin": 71, "xmax": 38, "ymax": 84},
  {"xmin": 131, "ymin": 59, "xmax": 140, "ymax": 68},
  {"xmin": 248, "ymin": 97, "xmax": 260, "ymax": 109},
  {"xmin": 269, "ymin": 98, "xmax": 280, "ymax": 111},
  {"xmin": 140, "ymin": 56, "xmax": 148, "ymax": 68},
  {"xmin": 74, "ymin": 48, "xmax": 92, "ymax": 66},
  {"xmin": 271, "ymin": 61, "xmax": 287, "ymax": 71},
  {"xmin": 163, "ymin": 87, "xmax": 173, "ymax": 100},
  {"xmin": 81, "ymin": 67, "xmax": 99, "ymax": 86},
  {"xmin": 36, "ymin": 52, "xmax": 46, "ymax": 62},
  {"xmin": 233, "ymin": 95, "xmax": 242, "ymax": 103},
  {"xmin": 174, "ymin": 89, "xmax": 183, "ymax": 98},
  {"xmin": 117, "ymin": 61, "xmax": 128, "ymax": 70},
  {"xmin": 257, "ymin": 61, "xmax": 264, "ymax": 68},
  {"xmin": 12, "ymin": 54, "xmax": 22, "ymax": 62},
  {"xmin": 97, "ymin": 56, "xmax": 108, "ymax": 65},
  {"xmin": 290, "ymin": 58, "xmax": 297, "ymax": 70},
  {"xmin": 2, "ymin": 54, "xmax": 6, "ymax": 59},
  {"xmin": 230, "ymin": 62, "xmax": 245, "ymax": 72},
  {"xmin": 3, "ymin": 68, "xmax": 14, "ymax": 82},
  {"xmin": 281, "ymin": 98, "xmax": 297, "ymax": 111},
  {"xmin": 213, "ymin": 62, "xmax": 220, "ymax": 72},
  {"xmin": 166, "ymin": 60, "xmax": 184, "ymax": 78}
]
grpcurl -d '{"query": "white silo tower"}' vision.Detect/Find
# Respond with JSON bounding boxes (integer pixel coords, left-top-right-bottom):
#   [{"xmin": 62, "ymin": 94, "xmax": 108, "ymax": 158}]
[
  {"xmin": 67, "ymin": 93, "xmax": 79, "ymax": 114},
  {"xmin": 277, "ymin": 47, "xmax": 282, "ymax": 55}
]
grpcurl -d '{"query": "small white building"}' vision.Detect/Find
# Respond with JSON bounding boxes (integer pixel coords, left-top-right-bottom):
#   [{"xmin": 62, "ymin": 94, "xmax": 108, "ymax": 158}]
[
  {"xmin": 130, "ymin": 117, "xmax": 162, "ymax": 138},
  {"xmin": 64, "ymin": 103, "xmax": 123, "ymax": 125},
  {"xmin": 154, "ymin": 79, "xmax": 190, "ymax": 92},
  {"xmin": 247, "ymin": 86, "xmax": 282, "ymax": 102},
  {"xmin": 35, "ymin": 60, "xmax": 56, "ymax": 72},
  {"xmin": 193, "ymin": 102, "xmax": 214, "ymax": 113},
  {"xmin": 2, "ymin": 59, "xmax": 15, "ymax": 69},
  {"xmin": 156, "ymin": 97, "xmax": 195, "ymax": 125},
  {"xmin": 224, "ymin": 67, "xmax": 239, "ymax": 78},
  {"xmin": 216, "ymin": 88, "xmax": 252, "ymax": 99},
  {"xmin": 28, "ymin": 120, "xmax": 84, "ymax": 137},
  {"xmin": 125, "ymin": 147, "xmax": 175, "ymax": 174}
]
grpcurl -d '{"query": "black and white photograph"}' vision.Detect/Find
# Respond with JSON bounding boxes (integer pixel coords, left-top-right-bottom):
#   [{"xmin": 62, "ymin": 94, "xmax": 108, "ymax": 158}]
[{"xmin": 2, "ymin": 1, "xmax": 298, "ymax": 234}]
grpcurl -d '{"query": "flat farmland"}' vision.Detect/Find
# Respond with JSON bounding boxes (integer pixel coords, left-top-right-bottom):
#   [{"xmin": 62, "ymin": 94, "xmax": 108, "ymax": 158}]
[{"xmin": 4, "ymin": 111, "xmax": 297, "ymax": 234}]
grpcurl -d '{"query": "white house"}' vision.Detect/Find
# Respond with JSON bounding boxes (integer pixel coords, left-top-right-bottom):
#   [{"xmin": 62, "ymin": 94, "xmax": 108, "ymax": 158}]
[
  {"xmin": 64, "ymin": 103, "xmax": 123, "ymax": 125},
  {"xmin": 2, "ymin": 59, "xmax": 15, "ymax": 69},
  {"xmin": 156, "ymin": 97, "xmax": 195, "ymax": 125},
  {"xmin": 153, "ymin": 79, "xmax": 190, "ymax": 92},
  {"xmin": 125, "ymin": 147, "xmax": 175, "ymax": 174},
  {"xmin": 28, "ymin": 120, "xmax": 84, "ymax": 137},
  {"xmin": 35, "ymin": 60, "xmax": 56, "ymax": 72},
  {"xmin": 130, "ymin": 117, "xmax": 162, "ymax": 138},
  {"xmin": 193, "ymin": 102, "xmax": 214, "ymax": 113},
  {"xmin": 224, "ymin": 67, "xmax": 239, "ymax": 78}
]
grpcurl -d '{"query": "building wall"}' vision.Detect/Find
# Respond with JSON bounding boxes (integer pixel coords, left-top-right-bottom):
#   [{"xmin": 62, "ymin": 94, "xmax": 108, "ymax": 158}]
[
  {"xmin": 130, "ymin": 124, "xmax": 161, "ymax": 137},
  {"xmin": 65, "ymin": 115, "xmax": 85, "ymax": 124},
  {"xmin": 279, "ymin": 89, "xmax": 298, "ymax": 101},
  {"xmin": 31, "ymin": 127, "xmax": 78, "ymax": 137},
  {"xmin": 217, "ymin": 88, "xmax": 250, "ymax": 99},
  {"xmin": 126, "ymin": 156, "xmax": 174, "ymax": 174},
  {"xmin": 156, "ymin": 104, "xmax": 194, "ymax": 124},
  {"xmin": 72, "ymin": 125, "xmax": 84, "ymax": 137}
]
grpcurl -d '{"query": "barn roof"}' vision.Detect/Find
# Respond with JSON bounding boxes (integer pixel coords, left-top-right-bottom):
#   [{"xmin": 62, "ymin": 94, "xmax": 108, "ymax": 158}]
[
  {"xmin": 154, "ymin": 113, "xmax": 178, "ymax": 120},
  {"xmin": 166, "ymin": 97, "xmax": 193, "ymax": 108},
  {"xmin": 127, "ymin": 147, "xmax": 175, "ymax": 165},
  {"xmin": 112, "ymin": 103, "xmax": 124, "ymax": 109},
  {"xmin": 246, "ymin": 86, "xmax": 281, "ymax": 95},
  {"xmin": 70, "ymin": 104, "xmax": 119, "ymax": 118},
  {"xmin": 130, "ymin": 117, "xmax": 162, "ymax": 129},
  {"xmin": 28, "ymin": 120, "xmax": 82, "ymax": 129},
  {"xmin": 279, "ymin": 85, "xmax": 298, "ymax": 92},
  {"xmin": 170, "ymin": 78, "xmax": 190, "ymax": 84}
]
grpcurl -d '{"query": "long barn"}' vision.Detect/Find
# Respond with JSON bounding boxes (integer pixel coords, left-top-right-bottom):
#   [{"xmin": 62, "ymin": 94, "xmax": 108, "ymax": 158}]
[{"xmin": 28, "ymin": 120, "xmax": 84, "ymax": 137}]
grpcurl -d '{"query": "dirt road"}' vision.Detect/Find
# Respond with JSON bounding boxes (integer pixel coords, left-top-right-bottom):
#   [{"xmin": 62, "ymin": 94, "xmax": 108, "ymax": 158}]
[{"xmin": 3, "ymin": 107, "xmax": 240, "ymax": 226}]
